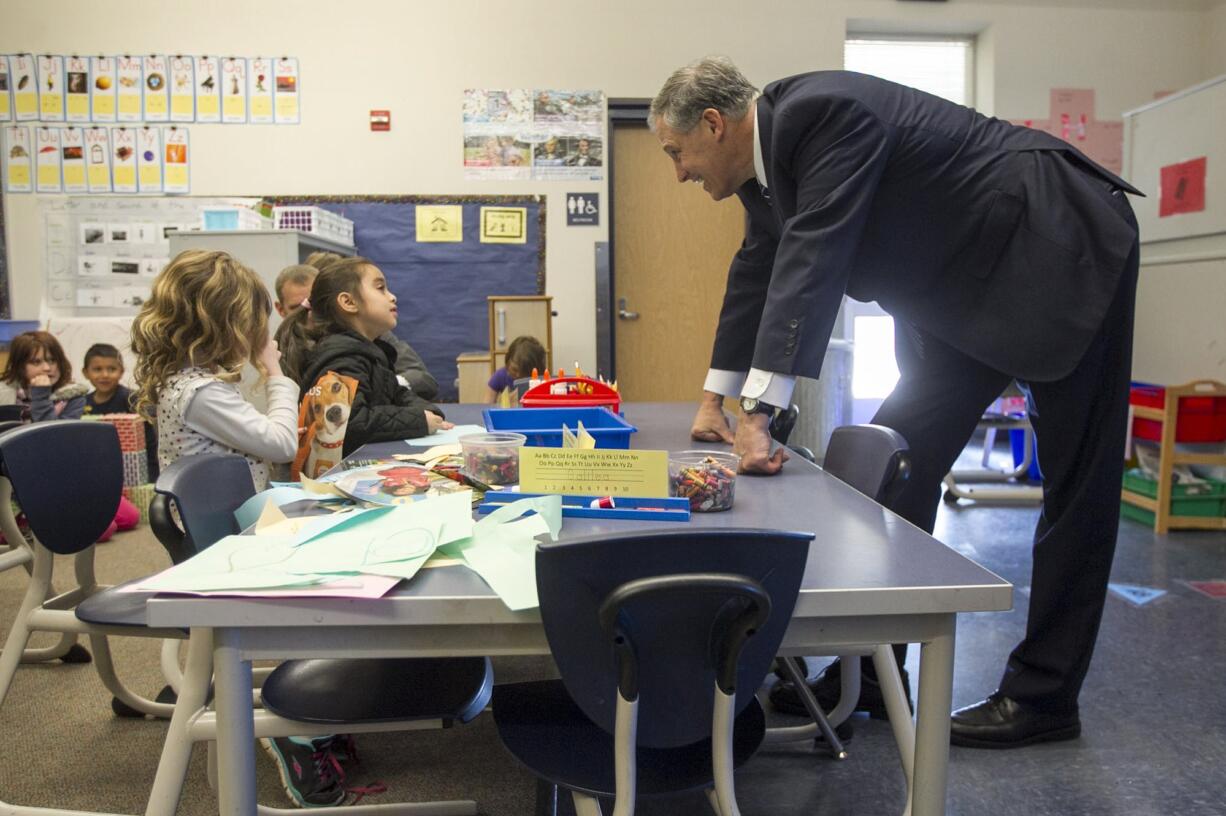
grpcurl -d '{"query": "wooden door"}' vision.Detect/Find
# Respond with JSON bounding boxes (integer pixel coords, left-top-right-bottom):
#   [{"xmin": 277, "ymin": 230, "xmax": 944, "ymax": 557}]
[{"xmin": 612, "ymin": 125, "xmax": 745, "ymax": 401}]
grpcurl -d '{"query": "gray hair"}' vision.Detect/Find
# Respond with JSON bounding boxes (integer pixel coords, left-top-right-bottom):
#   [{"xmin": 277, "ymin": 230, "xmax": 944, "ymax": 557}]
[{"xmin": 649, "ymin": 56, "xmax": 758, "ymax": 133}]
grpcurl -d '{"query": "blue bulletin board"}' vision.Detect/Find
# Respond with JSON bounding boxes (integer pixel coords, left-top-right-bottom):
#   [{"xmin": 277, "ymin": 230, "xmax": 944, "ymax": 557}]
[{"xmin": 266, "ymin": 195, "xmax": 545, "ymax": 401}]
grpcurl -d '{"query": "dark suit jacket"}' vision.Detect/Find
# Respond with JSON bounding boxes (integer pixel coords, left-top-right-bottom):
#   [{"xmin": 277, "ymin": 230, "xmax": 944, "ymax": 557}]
[{"xmin": 711, "ymin": 71, "xmax": 1141, "ymax": 383}]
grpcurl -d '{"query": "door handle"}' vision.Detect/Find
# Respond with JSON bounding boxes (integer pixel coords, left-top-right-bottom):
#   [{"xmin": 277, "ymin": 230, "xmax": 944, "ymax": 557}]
[
  {"xmin": 496, "ymin": 308, "xmax": 506, "ymax": 345},
  {"xmin": 617, "ymin": 298, "xmax": 639, "ymax": 320}
]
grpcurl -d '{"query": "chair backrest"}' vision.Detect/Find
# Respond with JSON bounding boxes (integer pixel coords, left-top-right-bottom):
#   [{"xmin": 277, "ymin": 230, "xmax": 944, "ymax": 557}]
[
  {"xmin": 768, "ymin": 403, "xmax": 800, "ymax": 446},
  {"xmin": 150, "ymin": 453, "xmax": 257, "ymax": 563},
  {"xmin": 822, "ymin": 424, "xmax": 911, "ymax": 507},
  {"xmin": 0, "ymin": 405, "xmax": 24, "ymax": 423},
  {"xmin": 0, "ymin": 421, "xmax": 123, "ymax": 554},
  {"xmin": 536, "ymin": 528, "xmax": 812, "ymax": 748}
]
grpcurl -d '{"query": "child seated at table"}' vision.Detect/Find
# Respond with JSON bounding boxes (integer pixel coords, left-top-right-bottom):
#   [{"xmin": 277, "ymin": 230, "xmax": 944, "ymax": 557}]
[
  {"xmin": 486, "ymin": 334, "xmax": 546, "ymax": 404},
  {"xmin": 81, "ymin": 343, "xmax": 159, "ymax": 481},
  {"xmin": 277, "ymin": 255, "xmax": 451, "ymax": 455},
  {"xmin": 2, "ymin": 331, "xmax": 88, "ymax": 421},
  {"xmin": 131, "ymin": 250, "xmax": 366, "ymax": 806}
]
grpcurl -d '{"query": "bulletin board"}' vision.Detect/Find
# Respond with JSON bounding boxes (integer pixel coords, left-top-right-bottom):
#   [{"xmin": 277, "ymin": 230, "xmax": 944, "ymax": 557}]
[
  {"xmin": 1123, "ymin": 75, "xmax": 1226, "ymax": 243},
  {"xmin": 265, "ymin": 195, "xmax": 545, "ymax": 402}
]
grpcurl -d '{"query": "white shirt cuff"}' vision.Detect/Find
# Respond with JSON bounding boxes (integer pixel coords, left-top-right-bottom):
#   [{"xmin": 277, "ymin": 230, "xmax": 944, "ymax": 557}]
[
  {"xmin": 742, "ymin": 368, "xmax": 796, "ymax": 409},
  {"xmin": 703, "ymin": 369, "xmax": 746, "ymax": 397}
]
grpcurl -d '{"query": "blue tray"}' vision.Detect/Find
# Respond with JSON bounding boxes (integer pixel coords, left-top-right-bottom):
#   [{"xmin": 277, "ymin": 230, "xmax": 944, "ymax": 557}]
[
  {"xmin": 478, "ymin": 492, "xmax": 690, "ymax": 522},
  {"xmin": 483, "ymin": 407, "xmax": 636, "ymax": 449}
]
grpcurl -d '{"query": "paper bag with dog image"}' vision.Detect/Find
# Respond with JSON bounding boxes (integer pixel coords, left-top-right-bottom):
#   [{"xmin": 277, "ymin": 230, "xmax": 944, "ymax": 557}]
[{"xmin": 292, "ymin": 370, "xmax": 360, "ymax": 480}]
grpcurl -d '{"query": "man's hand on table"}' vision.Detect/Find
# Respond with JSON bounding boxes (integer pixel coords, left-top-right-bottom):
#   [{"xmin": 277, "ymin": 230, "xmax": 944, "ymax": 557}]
[
  {"xmin": 735, "ymin": 410, "xmax": 789, "ymax": 475},
  {"xmin": 690, "ymin": 390, "xmax": 735, "ymax": 444}
]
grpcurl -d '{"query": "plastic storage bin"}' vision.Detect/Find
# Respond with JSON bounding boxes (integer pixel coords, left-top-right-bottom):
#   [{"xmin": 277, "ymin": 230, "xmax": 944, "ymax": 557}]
[
  {"xmin": 272, "ymin": 206, "xmax": 355, "ymax": 246},
  {"xmin": 519, "ymin": 377, "xmax": 620, "ymax": 413},
  {"xmin": 459, "ymin": 432, "xmax": 526, "ymax": 486},
  {"xmin": 200, "ymin": 207, "xmax": 272, "ymax": 231},
  {"xmin": 1130, "ymin": 382, "xmax": 1226, "ymax": 443},
  {"xmin": 669, "ymin": 450, "xmax": 740, "ymax": 512},
  {"xmin": 1119, "ymin": 468, "xmax": 1226, "ymax": 526},
  {"xmin": 483, "ymin": 407, "xmax": 636, "ymax": 449}
]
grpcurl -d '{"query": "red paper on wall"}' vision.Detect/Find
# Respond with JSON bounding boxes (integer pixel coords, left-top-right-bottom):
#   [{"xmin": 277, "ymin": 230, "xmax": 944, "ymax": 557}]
[{"xmin": 1159, "ymin": 157, "xmax": 1207, "ymax": 217}]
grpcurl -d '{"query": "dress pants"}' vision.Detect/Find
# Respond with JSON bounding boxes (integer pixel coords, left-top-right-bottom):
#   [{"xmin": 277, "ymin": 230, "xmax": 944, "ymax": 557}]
[{"xmin": 869, "ymin": 184, "xmax": 1139, "ymax": 711}]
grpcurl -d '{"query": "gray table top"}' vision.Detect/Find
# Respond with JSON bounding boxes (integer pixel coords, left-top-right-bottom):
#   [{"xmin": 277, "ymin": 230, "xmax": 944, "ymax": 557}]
[{"xmin": 147, "ymin": 402, "xmax": 1011, "ymax": 628}]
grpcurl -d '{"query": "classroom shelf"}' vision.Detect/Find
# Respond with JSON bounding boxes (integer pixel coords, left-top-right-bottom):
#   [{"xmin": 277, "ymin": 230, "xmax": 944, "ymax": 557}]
[{"xmin": 1121, "ymin": 379, "xmax": 1226, "ymax": 533}]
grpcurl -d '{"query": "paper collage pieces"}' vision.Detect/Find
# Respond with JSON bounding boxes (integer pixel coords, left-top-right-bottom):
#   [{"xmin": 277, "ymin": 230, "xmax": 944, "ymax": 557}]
[
  {"xmin": 138, "ymin": 487, "xmax": 564, "ymax": 611},
  {"xmin": 463, "ymin": 88, "xmax": 605, "ymax": 181}
]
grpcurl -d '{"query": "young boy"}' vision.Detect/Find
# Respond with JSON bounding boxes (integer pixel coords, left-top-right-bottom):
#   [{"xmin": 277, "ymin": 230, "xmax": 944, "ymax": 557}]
[{"xmin": 82, "ymin": 343, "xmax": 158, "ymax": 479}]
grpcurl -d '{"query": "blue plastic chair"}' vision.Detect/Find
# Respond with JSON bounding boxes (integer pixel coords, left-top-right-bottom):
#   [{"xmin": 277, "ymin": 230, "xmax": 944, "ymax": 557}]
[
  {"xmin": 491, "ymin": 528, "xmax": 813, "ymax": 816},
  {"xmin": 0, "ymin": 422, "xmax": 182, "ymax": 730}
]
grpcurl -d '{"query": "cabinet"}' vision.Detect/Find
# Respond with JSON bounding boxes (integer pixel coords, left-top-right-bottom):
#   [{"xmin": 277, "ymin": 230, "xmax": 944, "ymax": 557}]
[
  {"xmin": 488, "ymin": 295, "xmax": 553, "ymax": 375},
  {"xmin": 1121, "ymin": 380, "xmax": 1226, "ymax": 533},
  {"xmin": 456, "ymin": 351, "xmax": 493, "ymax": 404}
]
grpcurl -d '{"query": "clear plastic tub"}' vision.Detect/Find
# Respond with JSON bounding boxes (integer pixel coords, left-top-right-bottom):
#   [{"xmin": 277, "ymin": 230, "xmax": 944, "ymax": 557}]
[
  {"xmin": 668, "ymin": 450, "xmax": 740, "ymax": 512},
  {"xmin": 460, "ymin": 432, "xmax": 527, "ymax": 486}
]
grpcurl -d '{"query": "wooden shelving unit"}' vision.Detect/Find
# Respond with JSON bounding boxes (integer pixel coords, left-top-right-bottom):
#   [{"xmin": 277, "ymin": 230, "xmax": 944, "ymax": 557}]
[{"xmin": 1121, "ymin": 380, "xmax": 1226, "ymax": 533}]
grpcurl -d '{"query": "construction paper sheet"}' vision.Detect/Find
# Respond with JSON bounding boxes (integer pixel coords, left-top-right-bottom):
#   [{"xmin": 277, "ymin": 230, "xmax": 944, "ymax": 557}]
[
  {"xmin": 1159, "ymin": 157, "xmax": 1207, "ymax": 217},
  {"xmin": 443, "ymin": 494, "xmax": 561, "ymax": 610},
  {"xmin": 127, "ymin": 574, "xmax": 400, "ymax": 599},
  {"xmin": 405, "ymin": 424, "xmax": 487, "ymax": 446},
  {"xmin": 234, "ymin": 485, "xmax": 349, "ymax": 530}
]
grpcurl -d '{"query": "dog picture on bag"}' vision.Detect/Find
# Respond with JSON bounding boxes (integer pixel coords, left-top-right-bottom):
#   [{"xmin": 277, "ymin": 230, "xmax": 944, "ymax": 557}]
[{"xmin": 292, "ymin": 370, "xmax": 359, "ymax": 479}]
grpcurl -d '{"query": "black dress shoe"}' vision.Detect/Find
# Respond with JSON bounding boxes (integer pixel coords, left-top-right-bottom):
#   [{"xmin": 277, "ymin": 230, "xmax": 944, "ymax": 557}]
[
  {"xmin": 950, "ymin": 693, "xmax": 1080, "ymax": 749},
  {"xmin": 769, "ymin": 658, "xmax": 912, "ymax": 719}
]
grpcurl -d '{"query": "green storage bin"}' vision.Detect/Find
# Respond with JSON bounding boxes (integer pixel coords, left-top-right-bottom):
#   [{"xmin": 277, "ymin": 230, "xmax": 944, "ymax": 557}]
[{"xmin": 1120, "ymin": 469, "xmax": 1226, "ymax": 525}]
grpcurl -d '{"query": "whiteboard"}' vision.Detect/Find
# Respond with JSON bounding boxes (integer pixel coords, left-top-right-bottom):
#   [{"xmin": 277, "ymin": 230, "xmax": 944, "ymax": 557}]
[{"xmin": 1123, "ymin": 75, "xmax": 1226, "ymax": 243}]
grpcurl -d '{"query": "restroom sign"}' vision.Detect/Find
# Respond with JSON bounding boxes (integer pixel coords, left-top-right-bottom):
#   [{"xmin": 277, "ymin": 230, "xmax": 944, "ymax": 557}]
[{"xmin": 566, "ymin": 192, "xmax": 599, "ymax": 226}]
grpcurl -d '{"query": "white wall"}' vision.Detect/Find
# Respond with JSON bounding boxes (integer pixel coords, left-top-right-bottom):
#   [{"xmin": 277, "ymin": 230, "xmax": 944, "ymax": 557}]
[
  {"xmin": 0, "ymin": 0, "xmax": 1217, "ymax": 378},
  {"xmin": 1203, "ymin": 2, "xmax": 1226, "ymax": 78}
]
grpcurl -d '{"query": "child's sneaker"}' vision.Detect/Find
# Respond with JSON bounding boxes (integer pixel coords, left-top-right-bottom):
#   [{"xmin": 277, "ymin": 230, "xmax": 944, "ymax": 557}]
[{"xmin": 260, "ymin": 736, "xmax": 346, "ymax": 808}]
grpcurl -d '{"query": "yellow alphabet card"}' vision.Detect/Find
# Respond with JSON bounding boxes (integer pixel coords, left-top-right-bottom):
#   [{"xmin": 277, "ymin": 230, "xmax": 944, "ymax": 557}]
[{"xmin": 519, "ymin": 448, "xmax": 668, "ymax": 497}]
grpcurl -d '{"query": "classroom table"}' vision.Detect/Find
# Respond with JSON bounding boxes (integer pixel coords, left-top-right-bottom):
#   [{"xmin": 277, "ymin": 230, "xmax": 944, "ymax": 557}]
[{"xmin": 146, "ymin": 402, "xmax": 1012, "ymax": 816}]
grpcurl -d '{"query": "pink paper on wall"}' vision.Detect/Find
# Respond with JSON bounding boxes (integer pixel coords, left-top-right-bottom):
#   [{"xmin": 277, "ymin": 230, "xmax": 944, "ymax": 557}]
[
  {"xmin": 1012, "ymin": 88, "xmax": 1124, "ymax": 176},
  {"xmin": 1159, "ymin": 157, "xmax": 1207, "ymax": 217}
]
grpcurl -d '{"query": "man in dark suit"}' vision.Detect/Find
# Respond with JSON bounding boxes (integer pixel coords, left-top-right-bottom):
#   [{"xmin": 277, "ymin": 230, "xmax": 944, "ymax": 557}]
[{"xmin": 649, "ymin": 57, "xmax": 1140, "ymax": 748}]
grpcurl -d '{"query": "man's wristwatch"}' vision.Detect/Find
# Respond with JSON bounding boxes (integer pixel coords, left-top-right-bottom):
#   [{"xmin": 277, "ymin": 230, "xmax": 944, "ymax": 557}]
[{"xmin": 739, "ymin": 396, "xmax": 778, "ymax": 417}]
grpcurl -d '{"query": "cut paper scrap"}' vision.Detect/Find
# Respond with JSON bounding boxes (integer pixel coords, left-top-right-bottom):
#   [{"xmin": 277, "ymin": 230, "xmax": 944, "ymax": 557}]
[
  {"xmin": 254, "ymin": 501, "xmax": 391, "ymax": 547},
  {"xmin": 1107, "ymin": 583, "xmax": 1167, "ymax": 606},
  {"xmin": 394, "ymin": 444, "xmax": 462, "ymax": 463},
  {"xmin": 235, "ymin": 485, "xmax": 349, "ymax": 530},
  {"xmin": 137, "ymin": 534, "xmax": 325, "ymax": 593},
  {"xmin": 301, "ymin": 474, "xmax": 348, "ymax": 497},
  {"xmin": 561, "ymin": 422, "xmax": 596, "ymax": 450},
  {"xmin": 130, "ymin": 572, "xmax": 399, "ymax": 599},
  {"xmin": 404, "ymin": 424, "xmax": 487, "ymax": 446},
  {"xmin": 443, "ymin": 494, "xmax": 562, "ymax": 611}
]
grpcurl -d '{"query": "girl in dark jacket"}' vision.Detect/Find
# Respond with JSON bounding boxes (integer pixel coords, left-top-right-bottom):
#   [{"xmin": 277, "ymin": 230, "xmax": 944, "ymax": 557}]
[{"xmin": 278, "ymin": 256, "xmax": 451, "ymax": 455}]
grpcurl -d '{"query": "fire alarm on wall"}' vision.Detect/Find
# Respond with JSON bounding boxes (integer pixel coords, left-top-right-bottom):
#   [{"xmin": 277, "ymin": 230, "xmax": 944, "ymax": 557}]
[{"xmin": 370, "ymin": 110, "xmax": 391, "ymax": 131}]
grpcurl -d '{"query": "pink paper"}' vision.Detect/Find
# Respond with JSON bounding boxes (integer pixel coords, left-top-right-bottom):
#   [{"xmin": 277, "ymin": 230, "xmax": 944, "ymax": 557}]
[{"xmin": 123, "ymin": 575, "xmax": 402, "ymax": 599}]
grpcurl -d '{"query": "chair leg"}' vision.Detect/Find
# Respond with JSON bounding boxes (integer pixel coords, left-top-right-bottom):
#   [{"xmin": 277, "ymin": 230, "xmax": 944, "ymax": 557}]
[
  {"xmin": 774, "ymin": 657, "xmax": 847, "ymax": 759},
  {"xmin": 0, "ymin": 544, "xmax": 56, "ymax": 706},
  {"xmin": 88, "ymin": 633, "xmax": 175, "ymax": 719},
  {"xmin": 710, "ymin": 687, "xmax": 742, "ymax": 816},
  {"xmin": 572, "ymin": 792, "xmax": 604, "ymax": 816},
  {"xmin": 533, "ymin": 779, "xmax": 559, "ymax": 816}
]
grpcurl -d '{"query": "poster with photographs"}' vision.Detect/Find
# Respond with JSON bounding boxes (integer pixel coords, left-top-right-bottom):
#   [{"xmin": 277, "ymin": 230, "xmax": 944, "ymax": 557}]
[
  {"xmin": 463, "ymin": 88, "xmax": 604, "ymax": 181},
  {"xmin": 45, "ymin": 195, "xmax": 259, "ymax": 316},
  {"xmin": 0, "ymin": 58, "xmax": 11, "ymax": 122},
  {"xmin": 116, "ymin": 56, "xmax": 143, "ymax": 122},
  {"xmin": 37, "ymin": 55, "xmax": 65, "ymax": 122},
  {"xmin": 142, "ymin": 55, "xmax": 169, "ymax": 122},
  {"xmin": 169, "ymin": 56, "xmax": 194, "ymax": 122},
  {"xmin": 8, "ymin": 55, "xmax": 38, "ymax": 122},
  {"xmin": 3, "ymin": 125, "xmax": 32, "ymax": 193},
  {"xmin": 35, "ymin": 127, "xmax": 62, "ymax": 193},
  {"xmin": 61, "ymin": 127, "xmax": 86, "ymax": 193},
  {"xmin": 247, "ymin": 57, "xmax": 274, "ymax": 123},
  {"xmin": 221, "ymin": 57, "xmax": 247, "ymax": 123},
  {"xmin": 65, "ymin": 56, "xmax": 91, "ymax": 122},
  {"xmin": 90, "ymin": 56, "xmax": 117, "ymax": 122},
  {"xmin": 85, "ymin": 127, "xmax": 111, "ymax": 192},
  {"xmin": 274, "ymin": 58, "xmax": 300, "ymax": 124}
]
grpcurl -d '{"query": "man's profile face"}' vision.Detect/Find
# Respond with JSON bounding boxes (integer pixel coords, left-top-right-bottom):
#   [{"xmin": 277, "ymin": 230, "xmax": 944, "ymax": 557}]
[
  {"xmin": 276, "ymin": 279, "xmax": 314, "ymax": 318},
  {"xmin": 654, "ymin": 109, "xmax": 737, "ymax": 201}
]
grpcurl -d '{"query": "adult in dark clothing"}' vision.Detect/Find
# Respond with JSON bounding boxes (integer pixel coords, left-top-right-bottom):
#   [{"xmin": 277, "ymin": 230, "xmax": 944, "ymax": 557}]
[{"xmin": 649, "ymin": 57, "xmax": 1141, "ymax": 748}]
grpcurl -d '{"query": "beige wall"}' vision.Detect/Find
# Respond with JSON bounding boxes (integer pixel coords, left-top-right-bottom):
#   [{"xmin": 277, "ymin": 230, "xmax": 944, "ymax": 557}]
[
  {"xmin": 1204, "ymin": 2, "xmax": 1226, "ymax": 78},
  {"xmin": 0, "ymin": 0, "xmax": 1218, "ymax": 377}
]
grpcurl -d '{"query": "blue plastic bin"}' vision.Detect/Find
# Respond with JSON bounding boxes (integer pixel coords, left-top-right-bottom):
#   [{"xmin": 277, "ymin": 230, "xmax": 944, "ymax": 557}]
[{"xmin": 483, "ymin": 407, "xmax": 637, "ymax": 449}]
